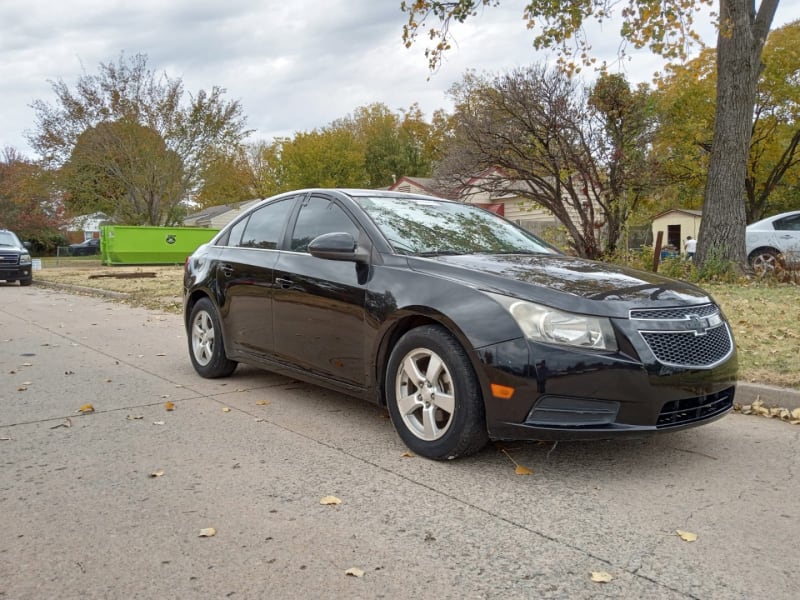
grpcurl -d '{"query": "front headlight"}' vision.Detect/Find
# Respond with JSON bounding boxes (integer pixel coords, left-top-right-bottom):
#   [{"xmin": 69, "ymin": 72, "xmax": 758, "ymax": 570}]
[
  {"xmin": 488, "ymin": 293, "xmax": 618, "ymax": 351},
  {"xmin": 20, "ymin": 253, "xmax": 32, "ymax": 264}
]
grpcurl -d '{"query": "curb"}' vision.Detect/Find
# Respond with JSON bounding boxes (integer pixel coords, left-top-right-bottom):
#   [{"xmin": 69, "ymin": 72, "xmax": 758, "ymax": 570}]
[
  {"xmin": 32, "ymin": 279, "xmax": 131, "ymax": 300},
  {"xmin": 736, "ymin": 382, "xmax": 800, "ymax": 410}
]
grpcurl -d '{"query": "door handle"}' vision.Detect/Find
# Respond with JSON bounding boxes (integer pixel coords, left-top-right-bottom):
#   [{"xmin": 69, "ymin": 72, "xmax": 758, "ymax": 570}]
[
  {"xmin": 220, "ymin": 264, "xmax": 234, "ymax": 278},
  {"xmin": 275, "ymin": 277, "xmax": 293, "ymax": 289}
]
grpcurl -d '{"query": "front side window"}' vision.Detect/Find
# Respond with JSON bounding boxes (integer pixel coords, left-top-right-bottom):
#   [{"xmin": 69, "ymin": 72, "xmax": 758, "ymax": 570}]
[
  {"xmin": 239, "ymin": 198, "xmax": 295, "ymax": 249},
  {"xmin": 290, "ymin": 196, "xmax": 360, "ymax": 253}
]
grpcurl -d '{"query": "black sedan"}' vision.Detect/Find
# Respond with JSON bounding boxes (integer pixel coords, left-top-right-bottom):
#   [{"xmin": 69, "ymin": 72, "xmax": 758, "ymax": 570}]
[
  {"xmin": 69, "ymin": 238, "xmax": 101, "ymax": 256},
  {"xmin": 183, "ymin": 189, "xmax": 737, "ymax": 459}
]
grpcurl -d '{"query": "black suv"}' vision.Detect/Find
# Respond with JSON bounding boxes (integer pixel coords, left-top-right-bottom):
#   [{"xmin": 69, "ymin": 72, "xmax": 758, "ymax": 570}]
[{"xmin": 0, "ymin": 229, "xmax": 33, "ymax": 286}]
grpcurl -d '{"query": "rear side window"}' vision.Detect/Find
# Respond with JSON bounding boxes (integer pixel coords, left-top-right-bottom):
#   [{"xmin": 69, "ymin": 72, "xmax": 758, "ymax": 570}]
[
  {"xmin": 239, "ymin": 198, "xmax": 294, "ymax": 249},
  {"xmin": 774, "ymin": 214, "xmax": 800, "ymax": 231},
  {"xmin": 290, "ymin": 196, "xmax": 360, "ymax": 253}
]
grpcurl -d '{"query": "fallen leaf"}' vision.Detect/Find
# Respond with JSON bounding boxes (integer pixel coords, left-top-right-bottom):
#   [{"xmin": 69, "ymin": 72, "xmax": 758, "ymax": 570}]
[
  {"xmin": 105, "ymin": 378, "xmax": 113, "ymax": 383},
  {"xmin": 17, "ymin": 386, "xmax": 27, "ymax": 392},
  {"xmin": 345, "ymin": 567, "xmax": 364, "ymax": 578},
  {"xmin": 164, "ymin": 401, "xmax": 175, "ymax": 411},
  {"xmin": 515, "ymin": 464, "xmax": 534, "ymax": 476},
  {"xmin": 676, "ymin": 530, "xmax": 698, "ymax": 542},
  {"xmin": 156, "ymin": 353, "xmax": 166, "ymax": 356},
  {"xmin": 21, "ymin": 362, "xmax": 32, "ymax": 367},
  {"xmin": 0, "ymin": 437, "xmax": 12, "ymax": 441},
  {"xmin": 22, "ymin": 381, "xmax": 32, "ymax": 385},
  {"xmin": 153, "ymin": 421, "xmax": 165, "ymax": 426},
  {"xmin": 126, "ymin": 415, "xmax": 144, "ymax": 420},
  {"xmin": 149, "ymin": 470, "xmax": 165, "ymax": 478},
  {"xmin": 401, "ymin": 451, "xmax": 414, "ymax": 458},
  {"xmin": 791, "ymin": 408, "xmax": 800, "ymax": 420},
  {"xmin": 590, "ymin": 571, "xmax": 613, "ymax": 583},
  {"xmin": 161, "ymin": 394, "xmax": 170, "ymax": 399},
  {"xmin": 64, "ymin": 370, "xmax": 74, "ymax": 375},
  {"xmin": 254, "ymin": 418, "xmax": 265, "ymax": 422},
  {"xmin": 320, "ymin": 496, "xmax": 342, "ymax": 505},
  {"xmin": 198, "ymin": 527, "xmax": 216, "ymax": 537},
  {"xmin": 256, "ymin": 400, "xmax": 270, "ymax": 406},
  {"xmin": 78, "ymin": 403, "xmax": 95, "ymax": 413}
]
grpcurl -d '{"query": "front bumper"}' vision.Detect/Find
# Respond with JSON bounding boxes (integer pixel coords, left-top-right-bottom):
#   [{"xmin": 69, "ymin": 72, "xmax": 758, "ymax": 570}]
[
  {"xmin": 476, "ymin": 321, "xmax": 737, "ymax": 441},
  {"xmin": 0, "ymin": 263, "xmax": 32, "ymax": 282}
]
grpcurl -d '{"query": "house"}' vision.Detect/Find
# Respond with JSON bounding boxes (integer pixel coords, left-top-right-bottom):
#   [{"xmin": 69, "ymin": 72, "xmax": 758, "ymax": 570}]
[
  {"xmin": 65, "ymin": 212, "xmax": 110, "ymax": 243},
  {"xmin": 651, "ymin": 209, "xmax": 702, "ymax": 251},
  {"xmin": 182, "ymin": 199, "xmax": 263, "ymax": 229}
]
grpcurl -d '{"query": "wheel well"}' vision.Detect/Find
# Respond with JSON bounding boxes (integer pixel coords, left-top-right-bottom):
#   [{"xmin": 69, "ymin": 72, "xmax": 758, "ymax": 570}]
[
  {"xmin": 748, "ymin": 246, "xmax": 780, "ymax": 261},
  {"xmin": 184, "ymin": 290, "xmax": 211, "ymax": 328},
  {"xmin": 373, "ymin": 314, "xmax": 485, "ymax": 407}
]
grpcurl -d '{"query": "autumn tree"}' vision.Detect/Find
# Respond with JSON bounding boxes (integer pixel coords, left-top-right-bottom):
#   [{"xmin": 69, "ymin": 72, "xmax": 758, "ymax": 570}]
[
  {"xmin": 401, "ymin": 0, "xmax": 782, "ymax": 270},
  {"xmin": 0, "ymin": 147, "xmax": 64, "ymax": 249},
  {"xmin": 654, "ymin": 19, "xmax": 800, "ymax": 222},
  {"xmin": 29, "ymin": 52, "xmax": 250, "ymax": 225},
  {"xmin": 436, "ymin": 66, "xmax": 654, "ymax": 258}
]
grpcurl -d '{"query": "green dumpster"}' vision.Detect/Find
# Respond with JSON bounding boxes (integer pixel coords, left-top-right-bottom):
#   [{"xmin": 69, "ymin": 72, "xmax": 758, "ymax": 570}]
[{"xmin": 100, "ymin": 226, "xmax": 219, "ymax": 265}]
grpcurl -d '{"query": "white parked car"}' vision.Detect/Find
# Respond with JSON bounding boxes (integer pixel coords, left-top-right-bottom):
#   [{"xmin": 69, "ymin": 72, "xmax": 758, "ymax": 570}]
[{"xmin": 746, "ymin": 210, "xmax": 800, "ymax": 273}]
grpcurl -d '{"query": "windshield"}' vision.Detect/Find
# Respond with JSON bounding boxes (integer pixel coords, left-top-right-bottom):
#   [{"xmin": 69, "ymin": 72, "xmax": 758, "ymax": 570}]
[
  {"xmin": 355, "ymin": 196, "xmax": 558, "ymax": 256},
  {"xmin": 0, "ymin": 232, "xmax": 20, "ymax": 247}
]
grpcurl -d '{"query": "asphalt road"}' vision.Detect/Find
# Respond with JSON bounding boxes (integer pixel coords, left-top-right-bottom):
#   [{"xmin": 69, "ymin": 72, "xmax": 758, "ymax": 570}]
[{"xmin": 1, "ymin": 285, "xmax": 798, "ymax": 600}]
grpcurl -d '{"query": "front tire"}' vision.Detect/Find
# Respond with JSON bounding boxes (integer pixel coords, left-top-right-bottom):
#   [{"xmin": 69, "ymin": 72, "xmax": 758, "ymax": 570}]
[
  {"xmin": 386, "ymin": 325, "xmax": 488, "ymax": 460},
  {"xmin": 188, "ymin": 297, "xmax": 237, "ymax": 378},
  {"xmin": 19, "ymin": 277, "xmax": 32, "ymax": 286}
]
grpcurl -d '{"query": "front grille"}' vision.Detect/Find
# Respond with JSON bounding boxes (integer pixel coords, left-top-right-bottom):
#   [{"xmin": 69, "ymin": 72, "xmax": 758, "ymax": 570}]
[
  {"xmin": 657, "ymin": 387, "xmax": 734, "ymax": 428},
  {"xmin": 0, "ymin": 253, "xmax": 20, "ymax": 266},
  {"xmin": 630, "ymin": 304, "xmax": 718, "ymax": 320},
  {"xmin": 640, "ymin": 324, "xmax": 733, "ymax": 368}
]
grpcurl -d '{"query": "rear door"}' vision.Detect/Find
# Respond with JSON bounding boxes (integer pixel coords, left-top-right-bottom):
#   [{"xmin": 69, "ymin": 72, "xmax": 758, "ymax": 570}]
[
  {"xmin": 272, "ymin": 194, "xmax": 369, "ymax": 386},
  {"xmin": 773, "ymin": 213, "xmax": 800, "ymax": 265},
  {"xmin": 216, "ymin": 196, "xmax": 297, "ymax": 359}
]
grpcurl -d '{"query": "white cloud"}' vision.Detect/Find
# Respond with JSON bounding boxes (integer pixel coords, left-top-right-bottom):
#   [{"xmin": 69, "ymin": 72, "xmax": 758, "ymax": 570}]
[{"xmin": 2, "ymin": 1, "xmax": 798, "ymax": 157}]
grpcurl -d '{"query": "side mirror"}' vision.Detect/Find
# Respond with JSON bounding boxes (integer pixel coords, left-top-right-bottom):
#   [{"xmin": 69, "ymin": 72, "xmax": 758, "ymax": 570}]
[
  {"xmin": 308, "ymin": 232, "xmax": 368, "ymax": 263},
  {"xmin": 23, "ymin": 241, "xmax": 32, "ymax": 250}
]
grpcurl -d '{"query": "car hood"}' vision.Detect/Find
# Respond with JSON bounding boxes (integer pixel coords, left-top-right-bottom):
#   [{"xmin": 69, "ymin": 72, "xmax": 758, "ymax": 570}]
[{"xmin": 407, "ymin": 253, "xmax": 712, "ymax": 318}]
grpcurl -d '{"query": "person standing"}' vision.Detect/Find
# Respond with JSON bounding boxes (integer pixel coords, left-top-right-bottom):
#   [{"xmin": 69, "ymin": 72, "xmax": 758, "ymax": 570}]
[{"xmin": 684, "ymin": 236, "xmax": 697, "ymax": 261}]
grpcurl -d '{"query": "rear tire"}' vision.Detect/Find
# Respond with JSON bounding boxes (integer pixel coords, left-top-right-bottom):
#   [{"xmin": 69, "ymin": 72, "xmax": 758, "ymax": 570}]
[
  {"xmin": 386, "ymin": 325, "xmax": 488, "ymax": 460},
  {"xmin": 749, "ymin": 249, "xmax": 781, "ymax": 275},
  {"xmin": 188, "ymin": 297, "xmax": 237, "ymax": 378}
]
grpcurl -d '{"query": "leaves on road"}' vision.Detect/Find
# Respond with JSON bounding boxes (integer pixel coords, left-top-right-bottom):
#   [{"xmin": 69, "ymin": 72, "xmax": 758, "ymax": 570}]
[
  {"xmin": 676, "ymin": 530, "xmax": 698, "ymax": 542},
  {"xmin": 320, "ymin": 496, "xmax": 342, "ymax": 505},
  {"xmin": 78, "ymin": 403, "xmax": 95, "ymax": 413},
  {"xmin": 401, "ymin": 451, "xmax": 414, "ymax": 458},
  {"xmin": 164, "ymin": 401, "xmax": 175, "ymax": 411},
  {"xmin": 198, "ymin": 527, "xmax": 216, "ymax": 537},
  {"xmin": 222, "ymin": 407, "xmax": 231, "ymax": 412},
  {"xmin": 50, "ymin": 418, "xmax": 72, "ymax": 429},
  {"xmin": 735, "ymin": 398, "xmax": 800, "ymax": 425},
  {"xmin": 345, "ymin": 567, "xmax": 364, "ymax": 578},
  {"xmin": 256, "ymin": 400, "xmax": 270, "ymax": 406},
  {"xmin": 149, "ymin": 470, "xmax": 165, "ymax": 478},
  {"xmin": 500, "ymin": 449, "xmax": 534, "ymax": 476},
  {"xmin": 126, "ymin": 415, "xmax": 143, "ymax": 420},
  {"xmin": 590, "ymin": 571, "xmax": 613, "ymax": 583}
]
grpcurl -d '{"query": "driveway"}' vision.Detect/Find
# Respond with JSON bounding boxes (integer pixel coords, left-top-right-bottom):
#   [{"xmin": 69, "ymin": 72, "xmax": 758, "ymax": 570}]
[{"xmin": 1, "ymin": 286, "xmax": 798, "ymax": 599}]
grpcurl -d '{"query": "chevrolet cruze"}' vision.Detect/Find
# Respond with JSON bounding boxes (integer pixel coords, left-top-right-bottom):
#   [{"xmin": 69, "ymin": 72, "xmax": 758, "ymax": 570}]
[{"xmin": 183, "ymin": 189, "xmax": 737, "ymax": 459}]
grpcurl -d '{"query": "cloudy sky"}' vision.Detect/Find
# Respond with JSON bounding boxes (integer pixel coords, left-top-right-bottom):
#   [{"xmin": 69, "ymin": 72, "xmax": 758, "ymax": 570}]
[{"xmin": 2, "ymin": 1, "xmax": 799, "ymax": 158}]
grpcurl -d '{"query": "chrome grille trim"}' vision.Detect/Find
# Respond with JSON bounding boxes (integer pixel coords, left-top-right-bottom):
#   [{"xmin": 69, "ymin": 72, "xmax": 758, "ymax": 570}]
[{"xmin": 630, "ymin": 303, "xmax": 718, "ymax": 321}]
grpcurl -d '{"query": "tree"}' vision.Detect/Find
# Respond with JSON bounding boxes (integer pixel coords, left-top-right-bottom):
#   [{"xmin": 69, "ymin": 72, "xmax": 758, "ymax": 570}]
[
  {"xmin": 0, "ymin": 147, "xmax": 64, "ymax": 250},
  {"xmin": 196, "ymin": 147, "xmax": 257, "ymax": 208},
  {"xmin": 654, "ymin": 21, "xmax": 800, "ymax": 222},
  {"xmin": 436, "ymin": 66, "xmax": 654, "ymax": 258},
  {"xmin": 401, "ymin": 0, "xmax": 782, "ymax": 271},
  {"xmin": 29, "ymin": 53, "xmax": 250, "ymax": 224}
]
